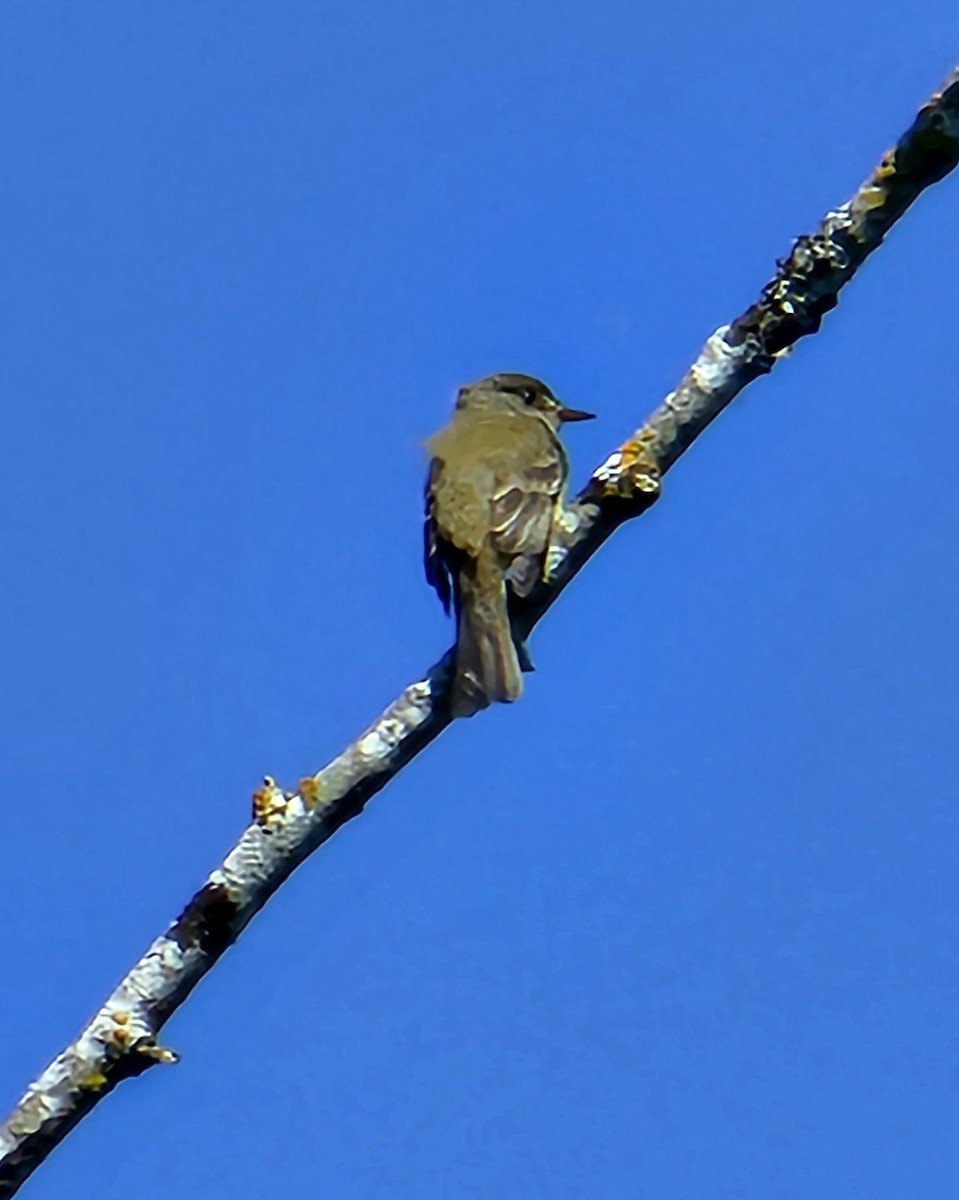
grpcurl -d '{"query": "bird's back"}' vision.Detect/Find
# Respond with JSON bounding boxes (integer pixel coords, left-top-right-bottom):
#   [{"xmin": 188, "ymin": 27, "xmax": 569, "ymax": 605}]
[{"xmin": 427, "ymin": 409, "xmax": 565, "ymax": 555}]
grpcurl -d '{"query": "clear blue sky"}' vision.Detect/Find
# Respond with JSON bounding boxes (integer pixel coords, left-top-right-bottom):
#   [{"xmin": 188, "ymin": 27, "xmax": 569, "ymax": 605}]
[{"xmin": 3, "ymin": 4, "xmax": 959, "ymax": 1197}]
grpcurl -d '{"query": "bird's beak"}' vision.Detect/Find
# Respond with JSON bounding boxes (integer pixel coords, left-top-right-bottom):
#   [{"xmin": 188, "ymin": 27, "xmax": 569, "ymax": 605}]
[{"xmin": 557, "ymin": 405, "xmax": 596, "ymax": 422}]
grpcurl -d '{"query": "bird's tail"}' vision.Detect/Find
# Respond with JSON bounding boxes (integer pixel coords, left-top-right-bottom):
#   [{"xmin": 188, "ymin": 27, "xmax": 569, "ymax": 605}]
[{"xmin": 452, "ymin": 548, "xmax": 523, "ymax": 717}]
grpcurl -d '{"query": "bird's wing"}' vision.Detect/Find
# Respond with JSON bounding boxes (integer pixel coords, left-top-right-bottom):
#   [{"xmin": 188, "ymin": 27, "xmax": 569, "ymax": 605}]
[{"xmin": 489, "ymin": 451, "xmax": 566, "ymax": 598}]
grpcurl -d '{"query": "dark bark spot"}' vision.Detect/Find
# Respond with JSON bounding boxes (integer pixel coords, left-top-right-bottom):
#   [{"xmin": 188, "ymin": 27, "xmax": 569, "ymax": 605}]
[{"xmin": 169, "ymin": 883, "xmax": 238, "ymax": 958}]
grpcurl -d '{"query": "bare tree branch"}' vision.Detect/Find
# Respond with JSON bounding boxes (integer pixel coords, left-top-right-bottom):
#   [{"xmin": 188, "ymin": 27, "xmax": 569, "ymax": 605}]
[{"xmin": 3, "ymin": 64, "xmax": 958, "ymax": 1200}]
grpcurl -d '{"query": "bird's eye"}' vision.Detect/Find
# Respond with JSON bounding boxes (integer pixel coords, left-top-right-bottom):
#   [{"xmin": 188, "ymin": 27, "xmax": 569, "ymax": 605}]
[{"xmin": 522, "ymin": 389, "xmax": 537, "ymax": 405}]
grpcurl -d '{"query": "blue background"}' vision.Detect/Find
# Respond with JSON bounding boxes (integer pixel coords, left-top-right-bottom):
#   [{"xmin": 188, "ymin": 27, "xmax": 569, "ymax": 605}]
[{"xmin": 3, "ymin": 4, "xmax": 959, "ymax": 1197}]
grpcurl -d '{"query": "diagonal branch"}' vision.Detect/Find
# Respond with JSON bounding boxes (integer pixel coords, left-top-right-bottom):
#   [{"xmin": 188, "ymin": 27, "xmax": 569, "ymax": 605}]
[{"xmin": 3, "ymin": 65, "xmax": 958, "ymax": 1200}]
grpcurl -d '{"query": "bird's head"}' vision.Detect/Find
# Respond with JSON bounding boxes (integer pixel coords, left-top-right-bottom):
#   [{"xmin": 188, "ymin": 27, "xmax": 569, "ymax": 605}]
[{"xmin": 457, "ymin": 372, "xmax": 595, "ymax": 427}]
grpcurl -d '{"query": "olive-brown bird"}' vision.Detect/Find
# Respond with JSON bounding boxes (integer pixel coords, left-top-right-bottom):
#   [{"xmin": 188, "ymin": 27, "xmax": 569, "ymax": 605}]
[{"xmin": 424, "ymin": 373, "xmax": 594, "ymax": 717}]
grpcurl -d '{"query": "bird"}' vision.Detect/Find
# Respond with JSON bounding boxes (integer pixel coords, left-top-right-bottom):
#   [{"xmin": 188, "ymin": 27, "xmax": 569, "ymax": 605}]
[{"xmin": 424, "ymin": 372, "xmax": 594, "ymax": 717}]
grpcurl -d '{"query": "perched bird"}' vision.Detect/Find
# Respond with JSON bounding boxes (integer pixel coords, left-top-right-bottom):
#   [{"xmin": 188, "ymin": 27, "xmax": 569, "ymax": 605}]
[{"xmin": 424, "ymin": 372, "xmax": 594, "ymax": 717}]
